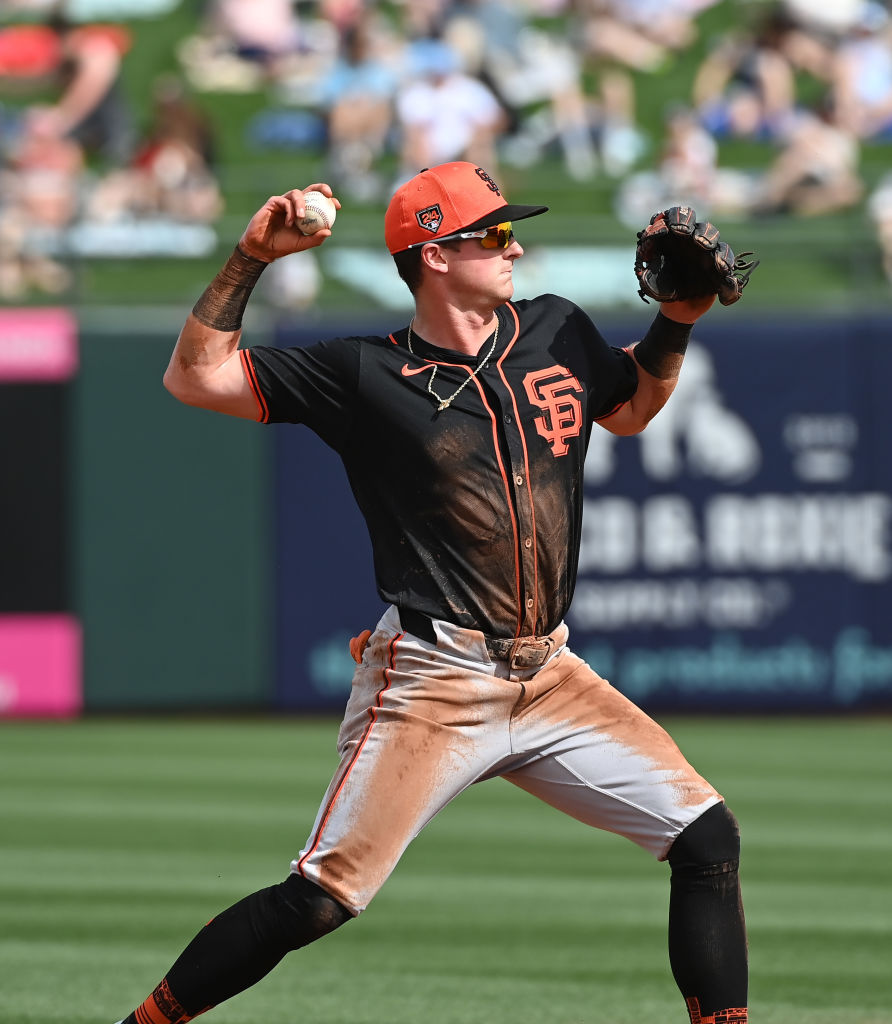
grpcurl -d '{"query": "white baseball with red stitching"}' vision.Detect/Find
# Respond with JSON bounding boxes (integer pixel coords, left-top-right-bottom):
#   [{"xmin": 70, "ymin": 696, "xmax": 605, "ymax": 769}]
[{"xmin": 297, "ymin": 191, "xmax": 337, "ymax": 235}]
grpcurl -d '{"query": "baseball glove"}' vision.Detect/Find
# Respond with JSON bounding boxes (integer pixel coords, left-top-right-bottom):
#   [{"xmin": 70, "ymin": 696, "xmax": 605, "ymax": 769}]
[{"xmin": 634, "ymin": 206, "xmax": 759, "ymax": 306}]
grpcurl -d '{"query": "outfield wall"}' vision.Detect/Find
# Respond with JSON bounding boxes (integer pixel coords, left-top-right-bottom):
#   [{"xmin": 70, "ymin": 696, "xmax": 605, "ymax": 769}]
[
  {"xmin": 1, "ymin": 309, "xmax": 890, "ymax": 714},
  {"xmin": 72, "ymin": 328, "xmax": 272, "ymax": 710},
  {"xmin": 0, "ymin": 310, "xmax": 271, "ymax": 714}
]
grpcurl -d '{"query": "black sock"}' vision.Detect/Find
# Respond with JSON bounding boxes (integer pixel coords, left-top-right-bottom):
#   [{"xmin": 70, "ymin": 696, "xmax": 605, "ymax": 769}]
[
  {"xmin": 667, "ymin": 804, "xmax": 748, "ymax": 1019},
  {"xmin": 121, "ymin": 874, "xmax": 351, "ymax": 1022}
]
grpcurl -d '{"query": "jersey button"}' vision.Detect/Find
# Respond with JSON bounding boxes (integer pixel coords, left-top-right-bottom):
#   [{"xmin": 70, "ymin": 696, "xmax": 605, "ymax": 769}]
[
  {"xmin": 526, "ymin": 598, "xmax": 534, "ymax": 609},
  {"xmin": 514, "ymin": 474, "xmax": 524, "ymax": 485},
  {"xmin": 524, "ymin": 537, "xmax": 532, "ymax": 549},
  {"xmin": 504, "ymin": 413, "xmax": 513, "ymax": 424}
]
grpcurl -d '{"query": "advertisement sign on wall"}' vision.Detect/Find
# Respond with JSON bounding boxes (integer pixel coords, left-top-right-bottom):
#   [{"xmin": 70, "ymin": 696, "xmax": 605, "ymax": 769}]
[{"xmin": 0, "ymin": 308, "xmax": 81, "ymax": 718}]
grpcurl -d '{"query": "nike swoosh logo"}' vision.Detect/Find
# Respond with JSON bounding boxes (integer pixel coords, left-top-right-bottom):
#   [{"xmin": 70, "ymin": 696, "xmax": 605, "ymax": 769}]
[{"xmin": 401, "ymin": 363, "xmax": 435, "ymax": 377}]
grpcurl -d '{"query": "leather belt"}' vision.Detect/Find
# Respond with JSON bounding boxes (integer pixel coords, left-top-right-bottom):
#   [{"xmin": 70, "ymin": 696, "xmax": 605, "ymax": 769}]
[
  {"xmin": 398, "ymin": 608, "xmax": 556, "ymax": 670},
  {"xmin": 482, "ymin": 634, "xmax": 556, "ymax": 669}
]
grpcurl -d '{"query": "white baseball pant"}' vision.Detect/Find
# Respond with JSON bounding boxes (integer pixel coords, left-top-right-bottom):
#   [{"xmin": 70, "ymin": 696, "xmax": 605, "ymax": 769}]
[{"xmin": 292, "ymin": 606, "xmax": 721, "ymax": 914}]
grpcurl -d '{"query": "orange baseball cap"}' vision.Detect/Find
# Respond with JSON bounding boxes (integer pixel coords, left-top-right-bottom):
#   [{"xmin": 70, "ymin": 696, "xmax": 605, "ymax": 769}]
[{"xmin": 384, "ymin": 162, "xmax": 548, "ymax": 254}]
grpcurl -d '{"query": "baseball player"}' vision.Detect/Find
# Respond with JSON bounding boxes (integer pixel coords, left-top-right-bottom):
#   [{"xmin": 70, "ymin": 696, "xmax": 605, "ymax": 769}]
[{"xmin": 113, "ymin": 162, "xmax": 747, "ymax": 1024}]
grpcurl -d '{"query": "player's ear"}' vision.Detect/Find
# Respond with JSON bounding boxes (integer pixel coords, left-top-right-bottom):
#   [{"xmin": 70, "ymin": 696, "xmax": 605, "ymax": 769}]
[{"xmin": 420, "ymin": 242, "xmax": 451, "ymax": 275}]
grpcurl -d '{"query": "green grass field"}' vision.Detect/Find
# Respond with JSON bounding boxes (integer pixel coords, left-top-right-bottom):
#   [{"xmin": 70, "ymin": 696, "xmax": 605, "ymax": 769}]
[{"xmin": 1, "ymin": 716, "xmax": 890, "ymax": 1024}]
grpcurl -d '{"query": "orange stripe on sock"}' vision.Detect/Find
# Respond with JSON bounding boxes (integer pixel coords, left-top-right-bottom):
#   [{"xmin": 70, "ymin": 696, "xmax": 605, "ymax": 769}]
[
  {"xmin": 686, "ymin": 999, "xmax": 747, "ymax": 1024},
  {"xmin": 132, "ymin": 980, "xmax": 192, "ymax": 1024},
  {"xmin": 134, "ymin": 1003, "xmax": 165, "ymax": 1024},
  {"xmin": 134, "ymin": 1000, "xmax": 170, "ymax": 1024},
  {"xmin": 686, "ymin": 997, "xmax": 705, "ymax": 1024}
]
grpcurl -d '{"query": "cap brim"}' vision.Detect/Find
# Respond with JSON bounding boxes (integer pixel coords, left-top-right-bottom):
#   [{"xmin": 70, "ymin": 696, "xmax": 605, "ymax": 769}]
[{"xmin": 460, "ymin": 204, "xmax": 549, "ymax": 232}]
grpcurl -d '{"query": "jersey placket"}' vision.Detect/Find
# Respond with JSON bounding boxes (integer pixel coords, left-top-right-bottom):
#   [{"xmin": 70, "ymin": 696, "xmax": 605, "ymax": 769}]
[{"xmin": 483, "ymin": 370, "xmax": 540, "ymax": 638}]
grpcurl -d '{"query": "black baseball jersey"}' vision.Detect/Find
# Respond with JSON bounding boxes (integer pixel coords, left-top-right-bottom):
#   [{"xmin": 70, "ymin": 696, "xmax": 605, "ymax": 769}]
[{"xmin": 242, "ymin": 293, "xmax": 639, "ymax": 638}]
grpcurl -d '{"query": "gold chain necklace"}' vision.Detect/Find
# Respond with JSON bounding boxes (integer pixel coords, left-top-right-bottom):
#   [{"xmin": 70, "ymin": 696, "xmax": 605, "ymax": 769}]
[{"xmin": 406, "ymin": 318, "xmax": 499, "ymax": 412}]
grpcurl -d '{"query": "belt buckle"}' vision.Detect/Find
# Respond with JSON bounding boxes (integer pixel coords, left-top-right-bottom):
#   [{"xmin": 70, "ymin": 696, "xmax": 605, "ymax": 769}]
[{"xmin": 508, "ymin": 635, "xmax": 555, "ymax": 671}]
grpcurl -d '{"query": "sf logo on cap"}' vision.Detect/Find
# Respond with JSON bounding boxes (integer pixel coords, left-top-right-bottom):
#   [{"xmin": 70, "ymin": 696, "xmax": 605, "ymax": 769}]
[
  {"xmin": 475, "ymin": 167, "xmax": 502, "ymax": 195},
  {"xmin": 416, "ymin": 204, "xmax": 443, "ymax": 234}
]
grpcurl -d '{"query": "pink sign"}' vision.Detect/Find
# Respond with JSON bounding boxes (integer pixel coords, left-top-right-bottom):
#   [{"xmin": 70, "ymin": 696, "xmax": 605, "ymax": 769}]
[
  {"xmin": 0, "ymin": 308, "xmax": 79, "ymax": 381},
  {"xmin": 0, "ymin": 615, "xmax": 82, "ymax": 717}
]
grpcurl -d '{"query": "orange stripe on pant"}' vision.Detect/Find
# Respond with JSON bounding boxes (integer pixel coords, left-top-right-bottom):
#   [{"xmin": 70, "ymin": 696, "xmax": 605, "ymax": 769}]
[{"xmin": 295, "ymin": 631, "xmax": 403, "ymax": 881}]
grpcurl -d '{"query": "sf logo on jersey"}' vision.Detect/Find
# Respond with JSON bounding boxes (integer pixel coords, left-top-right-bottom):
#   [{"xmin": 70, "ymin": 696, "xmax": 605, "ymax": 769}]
[{"xmin": 523, "ymin": 366, "xmax": 584, "ymax": 457}]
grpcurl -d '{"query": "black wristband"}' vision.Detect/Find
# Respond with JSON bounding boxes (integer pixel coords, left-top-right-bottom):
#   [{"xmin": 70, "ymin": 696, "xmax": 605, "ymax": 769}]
[
  {"xmin": 191, "ymin": 245, "xmax": 269, "ymax": 332},
  {"xmin": 632, "ymin": 311, "xmax": 693, "ymax": 380}
]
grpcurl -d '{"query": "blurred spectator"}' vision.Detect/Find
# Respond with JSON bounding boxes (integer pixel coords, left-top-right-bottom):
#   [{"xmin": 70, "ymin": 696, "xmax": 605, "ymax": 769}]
[
  {"xmin": 0, "ymin": 22, "xmax": 61, "ymax": 79},
  {"xmin": 692, "ymin": 12, "xmax": 798, "ymax": 139},
  {"xmin": 83, "ymin": 74, "xmax": 222, "ymax": 224},
  {"xmin": 317, "ymin": 15, "xmax": 398, "ymax": 199},
  {"xmin": 393, "ymin": 38, "xmax": 506, "ymax": 182},
  {"xmin": 27, "ymin": 8, "xmax": 134, "ymax": 167},
  {"xmin": 614, "ymin": 104, "xmax": 753, "ymax": 227},
  {"xmin": 179, "ymin": 0, "xmax": 334, "ymax": 94},
  {"xmin": 0, "ymin": 108, "xmax": 83, "ymax": 296},
  {"xmin": 659, "ymin": 104, "xmax": 720, "ymax": 201},
  {"xmin": 867, "ymin": 170, "xmax": 892, "ymax": 283},
  {"xmin": 592, "ymin": 68, "xmax": 647, "ymax": 177},
  {"xmin": 830, "ymin": 2, "xmax": 892, "ymax": 139},
  {"xmin": 208, "ymin": 0, "xmax": 303, "ymax": 70},
  {"xmin": 576, "ymin": 0, "xmax": 706, "ymax": 73},
  {"xmin": 773, "ymin": 0, "xmax": 858, "ymax": 79},
  {"xmin": 259, "ymin": 247, "xmax": 322, "ymax": 312},
  {"xmin": 443, "ymin": 1, "xmax": 599, "ymax": 180},
  {"xmin": 781, "ymin": 0, "xmax": 865, "ymax": 37},
  {"xmin": 318, "ymin": 0, "xmax": 367, "ymax": 35},
  {"xmin": 749, "ymin": 102, "xmax": 863, "ymax": 216},
  {"xmin": 400, "ymin": 0, "xmax": 453, "ymax": 40}
]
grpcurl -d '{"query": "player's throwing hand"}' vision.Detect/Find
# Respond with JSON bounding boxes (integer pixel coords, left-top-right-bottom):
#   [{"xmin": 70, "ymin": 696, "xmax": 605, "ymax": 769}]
[{"xmin": 239, "ymin": 185, "xmax": 341, "ymax": 262}]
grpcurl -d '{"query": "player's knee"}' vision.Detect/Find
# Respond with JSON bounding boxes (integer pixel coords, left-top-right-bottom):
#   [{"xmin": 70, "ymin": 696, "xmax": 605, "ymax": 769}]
[
  {"xmin": 668, "ymin": 801, "xmax": 740, "ymax": 874},
  {"xmin": 274, "ymin": 873, "xmax": 353, "ymax": 949}
]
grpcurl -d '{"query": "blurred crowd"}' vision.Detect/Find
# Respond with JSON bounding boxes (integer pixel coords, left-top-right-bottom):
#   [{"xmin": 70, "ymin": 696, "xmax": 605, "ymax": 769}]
[
  {"xmin": 2, "ymin": 0, "xmax": 892, "ymax": 300},
  {"xmin": 0, "ymin": 1, "xmax": 221, "ymax": 297}
]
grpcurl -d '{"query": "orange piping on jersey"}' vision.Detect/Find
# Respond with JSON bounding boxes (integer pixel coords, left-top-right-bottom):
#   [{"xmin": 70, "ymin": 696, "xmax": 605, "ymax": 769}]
[
  {"xmin": 393, "ymin": 320, "xmax": 522, "ymax": 631},
  {"xmin": 388, "ymin": 331, "xmax": 399, "ymax": 345},
  {"xmin": 470, "ymin": 374, "xmax": 523, "ymax": 639},
  {"xmin": 497, "ymin": 302, "xmax": 540, "ymax": 632},
  {"xmin": 240, "ymin": 349, "xmax": 269, "ymax": 423},
  {"xmin": 296, "ymin": 632, "xmax": 403, "ymax": 877},
  {"xmin": 594, "ymin": 398, "xmax": 630, "ymax": 421}
]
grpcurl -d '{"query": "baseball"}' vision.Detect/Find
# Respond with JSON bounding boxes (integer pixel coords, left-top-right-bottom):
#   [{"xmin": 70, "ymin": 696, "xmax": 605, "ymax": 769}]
[{"xmin": 297, "ymin": 191, "xmax": 337, "ymax": 235}]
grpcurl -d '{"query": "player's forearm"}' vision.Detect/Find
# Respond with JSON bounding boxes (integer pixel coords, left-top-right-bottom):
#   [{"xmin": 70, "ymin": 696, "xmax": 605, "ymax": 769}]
[
  {"xmin": 631, "ymin": 309, "xmax": 693, "ymax": 380},
  {"xmin": 605, "ymin": 312, "xmax": 692, "ymax": 434},
  {"xmin": 620, "ymin": 364, "xmax": 679, "ymax": 433},
  {"xmin": 191, "ymin": 244, "xmax": 269, "ymax": 334},
  {"xmin": 164, "ymin": 246, "xmax": 268, "ymax": 409},
  {"xmin": 622, "ymin": 297, "xmax": 719, "ymax": 428}
]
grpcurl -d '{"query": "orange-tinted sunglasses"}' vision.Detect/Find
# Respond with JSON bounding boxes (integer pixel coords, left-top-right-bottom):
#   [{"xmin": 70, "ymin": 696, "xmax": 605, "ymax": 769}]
[{"xmin": 411, "ymin": 221, "xmax": 515, "ymax": 250}]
